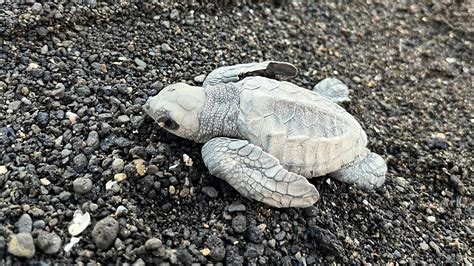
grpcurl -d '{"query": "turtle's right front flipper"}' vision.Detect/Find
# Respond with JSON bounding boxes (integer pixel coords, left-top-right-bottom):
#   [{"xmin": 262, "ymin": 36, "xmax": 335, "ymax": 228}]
[
  {"xmin": 202, "ymin": 61, "xmax": 298, "ymax": 86},
  {"xmin": 202, "ymin": 137, "xmax": 319, "ymax": 208}
]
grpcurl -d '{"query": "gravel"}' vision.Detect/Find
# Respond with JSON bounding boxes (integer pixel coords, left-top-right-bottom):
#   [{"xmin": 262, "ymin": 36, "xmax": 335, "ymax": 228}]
[
  {"xmin": 0, "ymin": 1, "xmax": 472, "ymax": 265},
  {"xmin": 91, "ymin": 217, "xmax": 119, "ymax": 250}
]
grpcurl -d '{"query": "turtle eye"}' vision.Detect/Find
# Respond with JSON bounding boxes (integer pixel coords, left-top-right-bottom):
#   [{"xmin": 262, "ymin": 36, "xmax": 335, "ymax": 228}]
[{"xmin": 158, "ymin": 117, "xmax": 179, "ymax": 130}]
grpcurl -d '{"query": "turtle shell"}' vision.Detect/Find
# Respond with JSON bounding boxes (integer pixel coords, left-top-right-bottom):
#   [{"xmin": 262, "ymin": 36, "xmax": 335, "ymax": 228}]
[{"xmin": 236, "ymin": 77, "xmax": 368, "ymax": 177}]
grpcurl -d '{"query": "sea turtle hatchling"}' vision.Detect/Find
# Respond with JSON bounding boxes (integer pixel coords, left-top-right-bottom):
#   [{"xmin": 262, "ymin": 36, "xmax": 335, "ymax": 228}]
[{"xmin": 143, "ymin": 61, "xmax": 387, "ymax": 208}]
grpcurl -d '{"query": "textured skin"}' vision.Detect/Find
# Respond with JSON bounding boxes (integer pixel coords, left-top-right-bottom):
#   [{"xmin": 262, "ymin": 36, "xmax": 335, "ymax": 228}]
[
  {"xmin": 202, "ymin": 137, "xmax": 320, "ymax": 208},
  {"xmin": 236, "ymin": 76, "xmax": 368, "ymax": 178},
  {"xmin": 194, "ymin": 83, "xmax": 242, "ymax": 143}
]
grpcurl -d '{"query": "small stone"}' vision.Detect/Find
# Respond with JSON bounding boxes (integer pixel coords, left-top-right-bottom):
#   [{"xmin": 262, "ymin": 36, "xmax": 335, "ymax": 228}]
[
  {"xmin": 170, "ymin": 9, "xmax": 179, "ymax": 20},
  {"xmin": 39, "ymin": 177, "xmax": 50, "ymax": 185},
  {"xmin": 86, "ymin": 131, "xmax": 100, "ymax": 149},
  {"xmin": 73, "ymin": 177, "xmax": 93, "ymax": 194},
  {"xmin": 169, "ymin": 185, "xmax": 176, "ymax": 195},
  {"xmin": 426, "ymin": 216, "xmax": 436, "ymax": 223},
  {"xmin": 394, "ymin": 176, "xmax": 409, "ymax": 187},
  {"xmin": 66, "ymin": 111, "xmax": 78, "ymax": 124},
  {"xmin": 31, "ymin": 3, "xmax": 42, "ymax": 14},
  {"xmin": 228, "ymin": 203, "xmax": 246, "ymax": 212},
  {"xmin": 201, "ymin": 247, "xmax": 210, "ymax": 256},
  {"xmin": 92, "ymin": 217, "xmax": 119, "ymax": 250},
  {"xmin": 40, "ymin": 45, "xmax": 48, "ymax": 54},
  {"xmin": 8, "ymin": 101, "xmax": 21, "ymax": 111},
  {"xmin": 58, "ymin": 191, "xmax": 72, "ymax": 201},
  {"xmin": 194, "ymin": 74, "xmax": 206, "ymax": 83},
  {"xmin": 427, "ymin": 133, "xmax": 448, "ymax": 149},
  {"xmin": 36, "ymin": 112, "xmax": 49, "ymax": 126},
  {"xmin": 7, "ymin": 233, "xmax": 35, "ymax": 258},
  {"xmin": 420, "ymin": 242, "xmax": 429, "ymax": 251},
  {"xmin": 73, "ymin": 154, "xmax": 88, "ymax": 173},
  {"xmin": 112, "ymin": 158, "xmax": 125, "ymax": 172},
  {"xmin": 145, "ymin": 238, "xmax": 162, "ymax": 251},
  {"xmin": 429, "ymin": 241, "xmax": 441, "ymax": 256},
  {"xmin": 76, "ymin": 86, "xmax": 91, "ymax": 97},
  {"xmin": 352, "ymin": 76, "xmax": 362, "ymax": 83},
  {"xmin": 17, "ymin": 214, "xmax": 33, "ymax": 233},
  {"xmin": 36, "ymin": 231, "xmax": 62, "ymax": 254},
  {"xmin": 134, "ymin": 58, "xmax": 147, "ymax": 68},
  {"xmin": 114, "ymin": 173, "xmax": 127, "ymax": 182},
  {"xmin": 202, "ymin": 186, "xmax": 218, "ymax": 198},
  {"xmin": 161, "ymin": 20, "xmax": 170, "ymax": 28},
  {"xmin": 246, "ymin": 222, "xmax": 264, "ymax": 243},
  {"xmin": 161, "ymin": 43, "xmax": 172, "ymax": 52},
  {"xmin": 118, "ymin": 115, "xmax": 130, "ymax": 123},
  {"xmin": 268, "ymin": 239, "xmax": 276, "ymax": 249},
  {"xmin": 393, "ymin": 250, "xmax": 401, "ymax": 258},
  {"xmin": 445, "ymin": 57, "xmax": 457, "ymax": 64},
  {"xmin": 232, "ymin": 215, "xmax": 247, "ymax": 233},
  {"xmin": 0, "ymin": 165, "xmax": 7, "ymax": 174},
  {"xmin": 33, "ymin": 220, "xmax": 46, "ymax": 229},
  {"xmin": 450, "ymin": 175, "xmax": 466, "ymax": 195}
]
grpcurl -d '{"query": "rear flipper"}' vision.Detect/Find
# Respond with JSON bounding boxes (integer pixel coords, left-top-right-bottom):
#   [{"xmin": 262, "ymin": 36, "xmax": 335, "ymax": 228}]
[
  {"xmin": 202, "ymin": 137, "xmax": 319, "ymax": 208},
  {"xmin": 312, "ymin": 77, "xmax": 350, "ymax": 103},
  {"xmin": 329, "ymin": 150, "xmax": 387, "ymax": 190},
  {"xmin": 202, "ymin": 61, "xmax": 298, "ymax": 86}
]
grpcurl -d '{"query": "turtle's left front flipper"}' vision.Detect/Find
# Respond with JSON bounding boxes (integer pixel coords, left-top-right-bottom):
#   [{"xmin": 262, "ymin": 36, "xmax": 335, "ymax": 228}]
[
  {"xmin": 202, "ymin": 137, "xmax": 319, "ymax": 208},
  {"xmin": 203, "ymin": 61, "xmax": 298, "ymax": 86}
]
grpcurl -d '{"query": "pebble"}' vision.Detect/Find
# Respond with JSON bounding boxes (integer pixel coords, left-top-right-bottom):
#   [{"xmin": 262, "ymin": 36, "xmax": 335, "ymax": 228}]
[
  {"xmin": 449, "ymin": 175, "xmax": 466, "ymax": 194},
  {"xmin": 73, "ymin": 177, "xmax": 93, "ymax": 194},
  {"xmin": 114, "ymin": 173, "xmax": 127, "ymax": 182},
  {"xmin": 76, "ymin": 86, "xmax": 91, "ymax": 97},
  {"xmin": 206, "ymin": 235, "xmax": 225, "ymax": 262},
  {"xmin": 36, "ymin": 112, "xmax": 49, "ymax": 126},
  {"xmin": 228, "ymin": 203, "xmax": 246, "ymax": 212},
  {"xmin": 177, "ymin": 249, "xmax": 193, "ymax": 265},
  {"xmin": 161, "ymin": 43, "xmax": 172, "ymax": 52},
  {"xmin": 426, "ymin": 216, "xmax": 436, "ymax": 223},
  {"xmin": 170, "ymin": 9, "xmax": 179, "ymax": 20},
  {"xmin": 16, "ymin": 214, "xmax": 33, "ymax": 233},
  {"xmin": 73, "ymin": 154, "xmax": 88, "ymax": 173},
  {"xmin": 58, "ymin": 191, "xmax": 72, "ymax": 201},
  {"xmin": 246, "ymin": 222, "xmax": 264, "ymax": 243},
  {"xmin": 145, "ymin": 238, "xmax": 162, "ymax": 251},
  {"xmin": 231, "ymin": 215, "xmax": 247, "ymax": 233},
  {"xmin": 36, "ymin": 231, "xmax": 62, "ymax": 254},
  {"xmin": 40, "ymin": 45, "xmax": 48, "ymax": 54},
  {"xmin": 86, "ymin": 131, "xmax": 100, "ymax": 149},
  {"xmin": 135, "ymin": 58, "xmax": 147, "ymax": 68},
  {"xmin": 268, "ymin": 239, "xmax": 276, "ymax": 249},
  {"xmin": 7, "ymin": 233, "xmax": 35, "ymax": 258},
  {"xmin": 194, "ymin": 74, "xmax": 206, "ymax": 83},
  {"xmin": 202, "ymin": 186, "xmax": 218, "ymax": 198},
  {"xmin": 112, "ymin": 158, "xmax": 125, "ymax": 172},
  {"xmin": 31, "ymin": 3, "xmax": 42, "ymax": 14},
  {"xmin": 92, "ymin": 217, "xmax": 119, "ymax": 250},
  {"xmin": 118, "ymin": 115, "xmax": 130, "ymax": 123},
  {"xmin": 39, "ymin": 178, "xmax": 50, "ymax": 186},
  {"xmin": 33, "ymin": 220, "xmax": 46, "ymax": 229},
  {"xmin": 420, "ymin": 242, "xmax": 429, "ymax": 251},
  {"xmin": 8, "ymin": 101, "xmax": 21, "ymax": 111}
]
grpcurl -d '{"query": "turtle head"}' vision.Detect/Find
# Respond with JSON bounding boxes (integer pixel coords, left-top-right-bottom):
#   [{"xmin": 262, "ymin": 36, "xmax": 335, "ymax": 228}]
[{"xmin": 143, "ymin": 83, "xmax": 206, "ymax": 140}]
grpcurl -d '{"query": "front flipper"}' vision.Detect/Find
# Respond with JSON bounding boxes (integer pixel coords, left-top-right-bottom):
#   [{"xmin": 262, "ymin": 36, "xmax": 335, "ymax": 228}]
[
  {"xmin": 202, "ymin": 137, "xmax": 319, "ymax": 208},
  {"xmin": 329, "ymin": 150, "xmax": 387, "ymax": 190},
  {"xmin": 312, "ymin": 77, "xmax": 350, "ymax": 103},
  {"xmin": 202, "ymin": 61, "xmax": 298, "ymax": 87}
]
